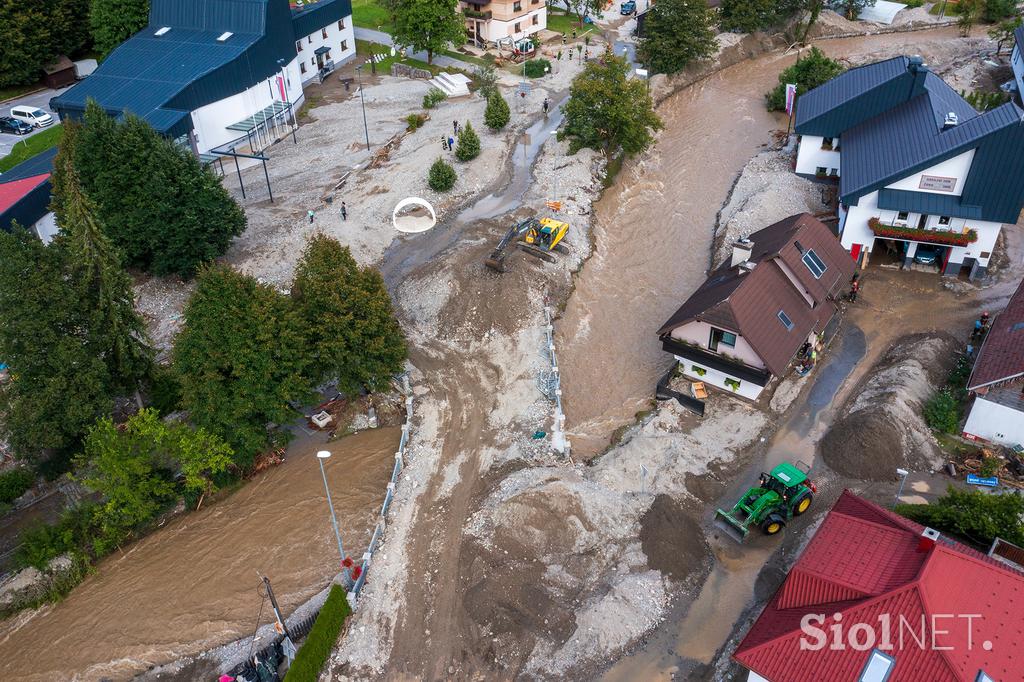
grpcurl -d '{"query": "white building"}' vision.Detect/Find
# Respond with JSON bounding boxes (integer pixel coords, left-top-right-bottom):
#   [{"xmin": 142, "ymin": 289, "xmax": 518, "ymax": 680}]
[
  {"xmin": 461, "ymin": 0, "xmax": 547, "ymax": 45},
  {"xmin": 52, "ymin": 0, "xmax": 355, "ymax": 156},
  {"xmin": 657, "ymin": 214, "xmax": 853, "ymax": 401},
  {"xmin": 963, "ymin": 279, "xmax": 1024, "ymax": 447},
  {"xmin": 1012, "ymin": 24, "xmax": 1024, "ymax": 99},
  {"xmin": 794, "ymin": 56, "xmax": 1024, "ymax": 280}
]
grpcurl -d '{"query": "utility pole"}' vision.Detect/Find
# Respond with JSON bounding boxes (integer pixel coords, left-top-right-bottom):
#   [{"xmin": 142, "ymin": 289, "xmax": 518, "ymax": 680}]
[
  {"xmin": 261, "ymin": 575, "xmax": 292, "ymax": 641},
  {"xmin": 317, "ymin": 450, "xmax": 352, "ymax": 584},
  {"xmin": 355, "ymin": 65, "xmax": 371, "ymax": 150}
]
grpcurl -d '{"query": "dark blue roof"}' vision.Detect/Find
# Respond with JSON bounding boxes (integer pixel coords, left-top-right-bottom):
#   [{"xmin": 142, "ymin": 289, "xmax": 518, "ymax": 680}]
[
  {"xmin": 292, "ymin": 0, "xmax": 352, "ymax": 37},
  {"xmin": 877, "ymin": 188, "xmax": 984, "ymax": 220},
  {"xmin": 51, "ymin": 0, "xmax": 318, "ymax": 137},
  {"xmin": 0, "ymin": 147, "xmax": 57, "ymax": 184},
  {"xmin": 0, "ymin": 148, "xmax": 58, "ymax": 233},
  {"xmin": 795, "ymin": 57, "xmax": 912, "ymax": 137}
]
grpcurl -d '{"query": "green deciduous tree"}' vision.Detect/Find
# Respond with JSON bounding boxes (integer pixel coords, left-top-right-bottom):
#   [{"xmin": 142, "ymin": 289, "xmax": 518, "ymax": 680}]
[
  {"xmin": 455, "ymin": 121, "xmax": 481, "ymax": 161},
  {"xmin": 565, "ymin": 0, "xmax": 602, "ymax": 23},
  {"xmin": 476, "ymin": 63, "xmax": 500, "ymax": 100},
  {"xmin": 835, "ymin": 0, "xmax": 875, "ymax": 19},
  {"xmin": 637, "ymin": 0, "xmax": 718, "ymax": 74},
  {"xmin": 982, "ymin": 0, "xmax": 1016, "ymax": 22},
  {"xmin": 897, "ymin": 487, "xmax": 1024, "ymax": 548},
  {"xmin": 988, "ymin": 18, "xmax": 1021, "ymax": 54},
  {"xmin": 957, "ymin": 0, "xmax": 981, "ymax": 35},
  {"xmin": 562, "ymin": 53, "xmax": 663, "ymax": 156},
  {"xmin": 484, "ymin": 91, "xmax": 511, "ymax": 131},
  {"xmin": 90, "ymin": 0, "xmax": 150, "ymax": 57},
  {"xmin": 718, "ymin": 0, "xmax": 778, "ymax": 33},
  {"xmin": 428, "ymin": 157, "xmax": 457, "ymax": 191},
  {"xmin": 51, "ymin": 122, "xmax": 153, "ymax": 392},
  {"xmin": 76, "ymin": 411, "xmax": 177, "ymax": 548},
  {"xmin": 71, "ymin": 100, "xmax": 246, "ymax": 277},
  {"xmin": 292, "ymin": 235, "xmax": 407, "ymax": 394},
  {"xmin": 0, "ymin": 228, "xmax": 113, "ymax": 461},
  {"xmin": 0, "ymin": 0, "xmax": 91, "ymax": 87},
  {"xmin": 392, "ymin": 0, "xmax": 465, "ymax": 64},
  {"xmin": 173, "ymin": 265, "xmax": 312, "ymax": 467},
  {"xmin": 766, "ymin": 46, "xmax": 844, "ymax": 111}
]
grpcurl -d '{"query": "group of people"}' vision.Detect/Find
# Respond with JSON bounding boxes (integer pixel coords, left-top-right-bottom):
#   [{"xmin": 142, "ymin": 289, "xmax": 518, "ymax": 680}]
[
  {"xmin": 441, "ymin": 120, "xmax": 461, "ymax": 152},
  {"xmin": 307, "ymin": 201, "xmax": 348, "ymax": 224}
]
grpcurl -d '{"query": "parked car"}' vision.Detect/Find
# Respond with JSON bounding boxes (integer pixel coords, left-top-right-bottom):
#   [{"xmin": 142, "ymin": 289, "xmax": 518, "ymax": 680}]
[
  {"xmin": 10, "ymin": 106, "xmax": 53, "ymax": 128},
  {"xmin": 620, "ymin": 0, "xmax": 636, "ymax": 13},
  {"xmin": 913, "ymin": 244, "xmax": 943, "ymax": 265},
  {"xmin": 0, "ymin": 116, "xmax": 33, "ymax": 135}
]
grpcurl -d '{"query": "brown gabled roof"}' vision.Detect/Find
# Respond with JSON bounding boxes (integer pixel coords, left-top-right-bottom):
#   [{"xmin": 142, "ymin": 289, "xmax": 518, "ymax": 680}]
[
  {"xmin": 968, "ymin": 279, "xmax": 1024, "ymax": 391},
  {"xmin": 657, "ymin": 214, "xmax": 855, "ymax": 376}
]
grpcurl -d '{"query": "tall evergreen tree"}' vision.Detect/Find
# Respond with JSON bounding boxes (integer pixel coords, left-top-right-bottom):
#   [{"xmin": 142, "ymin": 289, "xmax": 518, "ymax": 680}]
[
  {"xmin": 291, "ymin": 235, "xmax": 407, "ymax": 394},
  {"xmin": 637, "ymin": 0, "xmax": 718, "ymax": 75},
  {"xmin": 173, "ymin": 266, "xmax": 312, "ymax": 466},
  {"xmin": 0, "ymin": 0, "xmax": 91, "ymax": 87},
  {"xmin": 90, "ymin": 0, "xmax": 150, "ymax": 57},
  {"xmin": 72, "ymin": 100, "xmax": 246, "ymax": 277},
  {"xmin": 0, "ymin": 229, "xmax": 112, "ymax": 460},
  {"xmin": 392, "ymin": 0, "xmax": 465, "ymax": 64},
  {"xmin": 52, "ymin": 123, "xmax": 153, "ymax": 390}
]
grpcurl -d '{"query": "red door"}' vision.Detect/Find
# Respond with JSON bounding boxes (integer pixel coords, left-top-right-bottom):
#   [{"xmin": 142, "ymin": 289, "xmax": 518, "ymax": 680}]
[{"xmin": 850, "ymin": 243, "xmax": 862, "ymax": 262}]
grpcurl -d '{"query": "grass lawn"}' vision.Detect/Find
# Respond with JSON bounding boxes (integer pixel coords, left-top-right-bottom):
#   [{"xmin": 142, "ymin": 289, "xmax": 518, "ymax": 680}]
[
  {"xmin": 0, "ymin": 82, "xmax": 44, "ymax": 103},
  {"xmin": 352, "ymin": 0, "xmax": 395, "ymax": 31},
  {"xmin": 357, "ymin": 40, "xmax": 477, "ymax": 79},
  {"xmin": 0, "ymin": 124, "xmax": 63, "ymax": 172},
  {"xmin": 439, "ymin": 49, "xmax": 492, "ymax": 69},
  {"xmin": 546, "ymin": 9, "xmax": 586, "ymax": 35}
]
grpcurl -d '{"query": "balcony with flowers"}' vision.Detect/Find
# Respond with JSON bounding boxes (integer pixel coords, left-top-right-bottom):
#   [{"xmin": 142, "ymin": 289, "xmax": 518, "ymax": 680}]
[{"xmin": 868, "ymin": 217, "xmax": 978, "ymax": 247}]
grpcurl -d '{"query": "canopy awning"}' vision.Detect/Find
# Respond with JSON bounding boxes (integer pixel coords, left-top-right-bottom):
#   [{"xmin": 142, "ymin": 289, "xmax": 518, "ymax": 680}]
[
  {"xmin": 226, "ymin": 100, "xmax": 292, "ymax": 133},
  {"xmin": 314, "ymin": 45, "xmax": 331, "ymax": 56}
]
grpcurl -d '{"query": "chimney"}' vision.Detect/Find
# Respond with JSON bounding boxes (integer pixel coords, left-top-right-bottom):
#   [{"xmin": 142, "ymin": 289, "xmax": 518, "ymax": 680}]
[
  {"xmin": 942, "ymin": 112, "xmax": 959, "ymax": 130},
  {"xmin": 917, "ymin": 527, "xmax": 940, "ymax": 553},
  {"xmin": 907, "ymin": 56, "xmax": 928, "ymax": 98},
  {"xmin": 731, "ymin": 237, "xmax": 753, "ymax": 267}
]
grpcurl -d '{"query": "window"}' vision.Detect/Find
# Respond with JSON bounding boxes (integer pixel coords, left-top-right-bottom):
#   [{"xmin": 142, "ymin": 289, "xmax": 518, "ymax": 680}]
[
  {"xmin": 300, "ymin": 62, "xmax": 306, "ymax": 74},
  {"xmin": 514, "ymin": 21, "xmax": 521, "ymax": 31},
  {"xmin": 777, "ymin": 310, "xmax": 794, "ymax": 330},
  {"xmin": 896, "ymin": 211, "xmax": 908, "ymax": 221},
  {"xmin": 829, "ymin": 168, "xmax": 838, "ymax": 177},
  {"xmin": 311, "ymin": 58, "xmax": 316, "ymax": 66},
  {"xmin": 858, "ymin": 650, "xmax": 895, "ymax": 682},
  {"xmin": 815, "ymin": 166, "xmax": 827, "ymax": 176},
  {"xmin": 308, "ymin": 35, "xmax": 313, "ymax": 43},
  {"xmin": 338, "ymin": 19, "xmax": 345, "ymax": 30},
  {"xmin": 709, "ymin": 328, "xmax": 737, "ymax": 352},
  {"xmin": 322, "ymin": 27, "xmax": 328, "ymax": 39},
  {"xmin": 341, "ymin": 39, "xmax": 348, "ymax": 51},
  {"xmin": 296, "ymin": 40, "xmax": 303, "ymax": 52},
  {"xmin": 821, "ymin": 137, "xmax": 834, "ymax": 150},
  {"xmin": 532, "ymin": 13, "xmax": 539, "ymax": 24},
  {"xmin": 802, "ymin": 249, "xmax": 827, "ymax": 279},
  {"xmin": 514, "ymin": 0, "xmax": 522, "ymax": 9},
  {"xmin": 938, "ymin": 215, "xmax": 951, "ymax": 225}
]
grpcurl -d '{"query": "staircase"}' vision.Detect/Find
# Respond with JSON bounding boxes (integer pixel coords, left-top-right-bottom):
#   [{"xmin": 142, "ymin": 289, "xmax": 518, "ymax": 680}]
[{"xmin": 427, "ymin": 72, "xmax": 472, "ymax": 98}]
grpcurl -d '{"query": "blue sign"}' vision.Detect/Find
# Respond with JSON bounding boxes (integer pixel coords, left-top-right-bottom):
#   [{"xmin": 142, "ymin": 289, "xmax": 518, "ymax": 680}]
[{"xmin": 967, "ymin": 474, "xmax": 998, "ymax": 487}]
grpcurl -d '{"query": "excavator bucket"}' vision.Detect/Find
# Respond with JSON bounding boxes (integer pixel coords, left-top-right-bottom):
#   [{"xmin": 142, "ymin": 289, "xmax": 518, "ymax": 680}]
[
  {"xmin": 714, "ymin": 508, "xmax": 750, "ymax": 544},
  {"xmin": 485, "ymin": 253, "xmax": 508, "ymax": 272}
]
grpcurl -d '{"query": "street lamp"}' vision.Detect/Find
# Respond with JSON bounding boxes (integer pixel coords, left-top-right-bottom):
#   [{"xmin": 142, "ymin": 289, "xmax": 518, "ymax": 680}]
[
  {"xmin": 894, "ymin": 468, "xmax": 909, "ymax": 507},
  {"xmin": 355, "ymin": 64, "xmax": 371, "ymax": 150},
  {"xmin": 316, "ymin": 450, "xmax": 352, "ymax": 583}
]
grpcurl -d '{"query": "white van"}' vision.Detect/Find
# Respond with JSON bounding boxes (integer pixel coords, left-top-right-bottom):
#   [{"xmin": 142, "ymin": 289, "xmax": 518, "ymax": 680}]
[{"xmin": 10, "ymin": 106, "xmax": 54, "ymax": 128}]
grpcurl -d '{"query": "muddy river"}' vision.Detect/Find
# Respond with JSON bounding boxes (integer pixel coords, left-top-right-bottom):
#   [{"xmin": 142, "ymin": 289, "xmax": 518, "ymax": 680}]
[
  {"xmin": 557, "ymin": 26, "xmax": 970, "ymax": 458},
  {"xmin": 0, "ymin": 427, "xmax": 400, "ymax": 681}
]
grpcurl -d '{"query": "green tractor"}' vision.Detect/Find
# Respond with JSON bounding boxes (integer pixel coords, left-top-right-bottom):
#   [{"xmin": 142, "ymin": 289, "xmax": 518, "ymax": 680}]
[{"xmin": 714, "ymin": 461, "xmax": 817, "ymax": 543}]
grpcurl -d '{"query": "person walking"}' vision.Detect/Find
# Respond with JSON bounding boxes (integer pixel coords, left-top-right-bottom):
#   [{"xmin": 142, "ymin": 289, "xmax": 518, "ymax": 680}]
[
  {"xmin": 340, "ymin": 202, "xmax": 347, "ymax": 221},
  {"xmin": 453, "ymin": 120, "xmax": 458, "ymax": 135},
  {"xmin": 848, "ymin": 278, "xmax": 859, "ymax": 302},
  {"xmin": 448, "ymin": 135, "xmax": 455, "ymax": 151},
  {"xmin": 308, "ymin": 209, "xmax": 315, "ymax": 224},
  {"xmin": 542, "ymin": 98, "xmax": 549, "ymax": 115},
  {"xmin": 442, "ymin": 135, "xmax": 448, "ymax": 151}
]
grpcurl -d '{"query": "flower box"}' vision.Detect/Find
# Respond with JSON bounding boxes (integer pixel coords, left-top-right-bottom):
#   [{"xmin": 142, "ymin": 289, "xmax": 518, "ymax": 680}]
[{"xmin": 867, "ymin": 217, "xmax": 978, "ymax": 247}]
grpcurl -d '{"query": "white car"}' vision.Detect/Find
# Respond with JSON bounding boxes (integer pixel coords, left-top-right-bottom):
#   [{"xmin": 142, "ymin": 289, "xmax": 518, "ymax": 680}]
[{"xmin": 10, "ymin": 106, "xmax": 54, "ymax": 128}]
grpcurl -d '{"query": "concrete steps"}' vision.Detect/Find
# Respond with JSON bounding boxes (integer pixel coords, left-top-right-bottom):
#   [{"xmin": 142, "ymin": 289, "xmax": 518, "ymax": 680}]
[{"xmin": 427, "ymin": 72, "xmax": 472, "ymax": 98}]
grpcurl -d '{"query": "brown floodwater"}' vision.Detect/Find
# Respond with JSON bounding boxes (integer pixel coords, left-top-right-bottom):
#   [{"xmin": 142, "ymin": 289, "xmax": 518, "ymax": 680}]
[
  {"xmin": 0, "ymin": 427, "xmax": 400, "ymax": 681},
  {"xmin": 556, "ymin": 26, "xmax": 970, "ymax": 458}
]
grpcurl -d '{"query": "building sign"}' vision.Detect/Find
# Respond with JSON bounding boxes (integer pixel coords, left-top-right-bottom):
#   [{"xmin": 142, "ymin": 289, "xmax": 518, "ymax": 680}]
[
  {"xmin": 967, "ymin": 473, "xmax": 998, "ymax": 487},
  {"xmin": 919, "ymin": 174, "xmax": 957, "ymax": 192}
]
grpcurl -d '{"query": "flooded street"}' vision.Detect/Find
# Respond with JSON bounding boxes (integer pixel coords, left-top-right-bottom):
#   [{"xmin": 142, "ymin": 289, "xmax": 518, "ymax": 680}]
[
  {"xmin": 0, "ymin": 428, "xmax": 400, "ymax": 681},
  {"xmin": 556, "ymin": 26, "xmax": 971, "ymax": 457}
]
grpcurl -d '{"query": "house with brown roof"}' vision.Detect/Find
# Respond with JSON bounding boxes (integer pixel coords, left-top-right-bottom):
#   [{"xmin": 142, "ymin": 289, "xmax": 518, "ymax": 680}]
[
  {"xmin": 657, "ymin": 213, "xmax": 854, "ymax": 400},
  {"xmin": 734, "ymin": 490, "xmax": 1023, "ymax": 682},
  {"xmin": 962, "ymin": 279, "xmax": 1024, "ymax": 447}
]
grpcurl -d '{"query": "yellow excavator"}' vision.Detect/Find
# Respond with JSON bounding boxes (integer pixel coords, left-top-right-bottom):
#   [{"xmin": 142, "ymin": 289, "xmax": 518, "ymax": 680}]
[{"xmin": 485, "ymin": 216, "xmax": 570, "ymax": 272}]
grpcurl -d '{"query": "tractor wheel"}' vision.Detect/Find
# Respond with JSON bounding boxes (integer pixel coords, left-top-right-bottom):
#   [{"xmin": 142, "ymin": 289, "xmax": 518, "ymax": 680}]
[
  {"xmin": 793, "ymin": 493, "xmax": 813, "ymax": 516},
  {"xmin": 762, "ymin": 514, "xmax": 785, "ymax": 536}
]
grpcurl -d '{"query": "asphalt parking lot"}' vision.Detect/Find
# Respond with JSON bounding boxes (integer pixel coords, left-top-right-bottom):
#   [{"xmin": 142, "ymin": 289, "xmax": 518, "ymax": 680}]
[{"xmin": 0, "ymin": 87, "xmax": 68, "ymax": 161}]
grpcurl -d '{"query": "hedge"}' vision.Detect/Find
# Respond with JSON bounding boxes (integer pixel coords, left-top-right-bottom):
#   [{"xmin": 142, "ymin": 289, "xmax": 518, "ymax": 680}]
[{"xmin": 283, "ymin": 584, "xmax": 352, "ymax": 681}]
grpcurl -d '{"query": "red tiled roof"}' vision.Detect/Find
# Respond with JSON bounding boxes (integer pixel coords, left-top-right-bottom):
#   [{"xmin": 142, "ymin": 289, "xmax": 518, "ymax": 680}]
[
  {"xmin": 657, "ymin": 214, "xmax": 855, "ymax": 375},
  {"xmin": 0, "ymin": 173, "xmax": 50, "ymax": 214},
  {"xmin": 734, "ymin": 491, "xmax": 1024, "ymax": 682},
  {"xmin": 968, "ymin": 280, "xmax": 1024, "ymax": 390}
]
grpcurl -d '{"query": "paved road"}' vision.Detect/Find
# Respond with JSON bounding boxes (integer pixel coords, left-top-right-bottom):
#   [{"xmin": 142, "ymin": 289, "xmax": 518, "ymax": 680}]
[
  {"xmin": 0, "ymin": 86, "xmax": 68, "ymax": 162},
  {"xmin": 353, "ymin": 28, "xmax": 474, "ymax": 71}
]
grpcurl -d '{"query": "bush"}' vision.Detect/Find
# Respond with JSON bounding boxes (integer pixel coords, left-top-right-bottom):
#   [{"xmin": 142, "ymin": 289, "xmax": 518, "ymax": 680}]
[
  {"xmin": 524, "ymin": 59, "xmax": 551, "ymax": 78},
  {"xmin": 923, "ymin": 388, "xmax": 960, "ymax": 433},
  {"xmin": 148, "ymin": 364, "xmax": 183, "ymax": 416},
  {"xmin": 484, "ymin": 91, "xmax": 511, "ymax": 131},
  {"xmin": 427, "ymin": 157, "xmax": 457, "ymax": 191},
  {"xmin": 766, "ymin": 47, "xmax": 844, "ymax": 112},
  {"xmin": 405, "ymin": 113, "xmax": 427, "ymax": 131},
  {"xmin": 903, "ymin": 0, "xmax": 923, "ymax": 7},
  {"xmin": 454, "ymin": 121, "xmax": 481, "ymax": 161},
  {"xmin": 983, "ymin": 0, "xmax": 1015, "ymax": 21},
  {"xmin": 962, "ymin": 89, "xmax": 1009, "ymax": 111},
  {"xmin": 896, "ymin": 487, "xmax": 1024, "ymax": 547},
  {"xmin": 0, "ymin": 468, "xmax": 35, "ymax": 505},
  {"xmin": 476, "ymin": 63, "xmax": 500, "ymax": 99},
  {"xmin": 423, "ymin": 88, "xmax": 448, "ymax": 109},
  {"xmin": 283, "ymin": 584, "xmax": 352, "ymax": 682},
  {"xmin": 16, "ymin": 502, "xmax": 102, "ymax": 571}
]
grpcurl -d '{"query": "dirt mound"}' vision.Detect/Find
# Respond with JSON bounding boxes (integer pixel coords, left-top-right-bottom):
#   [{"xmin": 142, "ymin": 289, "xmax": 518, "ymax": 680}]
[
  {"xmin": 640, "ymin": 495, "xmax": 710, "ymax": 579},
  {"xmin": 820, "ymin": 334, "xmax": 956, "ymax": 480}
]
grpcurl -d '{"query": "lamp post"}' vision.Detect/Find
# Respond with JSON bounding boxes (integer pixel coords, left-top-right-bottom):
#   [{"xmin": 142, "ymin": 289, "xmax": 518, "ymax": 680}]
[
  {"xmin": 355, "ymin": 64, "xmax": 371, "ymax": 150},
  {"xmin": 894, "ymin": 468, "xmax": 909, "ymax": 507},
  {"xmin": 316, "ymin": 450, "xmax": 351, "ymax": 582}
]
